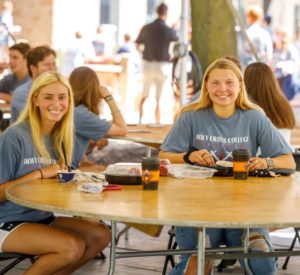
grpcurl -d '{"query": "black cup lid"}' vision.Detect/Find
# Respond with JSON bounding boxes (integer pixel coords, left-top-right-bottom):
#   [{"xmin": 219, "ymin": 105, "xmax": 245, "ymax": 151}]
[
  {"xmin": 232, "ymin": 149, "xmax": 250, "ymax": 156},
  {"xmin": 142, "ymin": 157, "xmax": 160, "ymax": 165}
]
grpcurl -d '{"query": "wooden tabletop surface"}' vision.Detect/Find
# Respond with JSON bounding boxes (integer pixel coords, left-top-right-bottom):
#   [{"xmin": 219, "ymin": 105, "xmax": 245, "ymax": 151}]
[
  {"xmin": 6, "ymin": 173, "xmax": 300, "ymax": 228},
  {"xmin": 110, "ymin": 124, "xmax": 172, "ymax": 148}
]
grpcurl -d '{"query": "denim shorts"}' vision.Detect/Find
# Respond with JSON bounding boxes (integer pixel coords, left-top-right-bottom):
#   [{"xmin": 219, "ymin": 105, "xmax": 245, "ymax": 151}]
[{"xmin": 0, "ymin": 215, "xmax": 55, "ymax": 252}]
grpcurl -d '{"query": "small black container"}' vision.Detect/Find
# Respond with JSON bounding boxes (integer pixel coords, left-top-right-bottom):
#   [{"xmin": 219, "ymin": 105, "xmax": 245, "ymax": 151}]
[
  {"xmin": 142, "ymin": 158, "xmax": 160, "ymax": 190},
  {"xmin": 232, "ymin": 149, "xmax": 250, "ymax": 180}
]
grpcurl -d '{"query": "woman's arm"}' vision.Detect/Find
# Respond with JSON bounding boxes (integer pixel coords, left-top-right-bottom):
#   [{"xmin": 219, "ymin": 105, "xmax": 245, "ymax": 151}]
[
  {"xmin": 0, "ymin": 164, "xmax": 62, "ymax": 202},
  {"xmin": 248, "ymin": 153, "xmax": 296, "ymax": 171},
  {"xmin": 273, "ymin": 153, "xmax": 296, "ymax": 169},
  {"xmin": 159, "ymin": 149, "xmax": 215, "ymax": 167},
  {"xmin": 159, "ymin": 150, "xmax": 185, "ymax": 163},
  {"xmin": 100, "ymin": 86, "xmax": 127, "ymax": 136}
]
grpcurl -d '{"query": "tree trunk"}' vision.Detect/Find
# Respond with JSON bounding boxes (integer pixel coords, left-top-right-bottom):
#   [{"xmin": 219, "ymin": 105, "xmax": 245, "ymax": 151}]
[{"xmin": 191, "ymin": 0, "xmax": 237, "ymax": 71}]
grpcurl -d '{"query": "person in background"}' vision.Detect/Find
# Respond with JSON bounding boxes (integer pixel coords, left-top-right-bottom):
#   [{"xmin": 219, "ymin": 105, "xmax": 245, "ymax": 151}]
[
  {"xmin": 244, "ymin": 62, "xmax": 295, "ymax": 145},
  {"xmin": 117, "ymin": 33, "xmax": 135, "ymax": 54},
  {"xmin": 0, "ymin": 0, "xmax": 14, "ymax": 51},
  {"xmin": 272, "ymin": 26, "xmax": 300, "ymax": 101},
  {"xmin": 61, "ymin": 31, "xmax": 96, "ymax": 76},
  {"xmin": 159, "ymin": 58, "xmax": 295, "ymax": 275},
  {"xmin": 0, "ymin": 71, "xmax": 111, "ymax": 274},
  {"xmin": 263, "ymin": 14, "xmax": 273, "ymax": 38},
  {"xmin": 92, "ymin": 25, "xmax": 115, "ymax": 58},
  {"xmin": 0, "ymin": 42, "xmax": 30, "ymax": 103},
  {"xmin": 242, "ymin": 5, "xmax": 273, "ymax": 66},
  {"xmin": 115, "ymin": 33, "xmax": 141, "ymax": 73},
  {"xmin": 68, "ymin": 66, "xmax": 127, "ymax": 169},
  {"xmin": 10, "ymin": 45, "xmax": 57, "ymax": 122},
  {"xmin": 135, "ymin": 3, "xmax": 178, "ymax": 124}
]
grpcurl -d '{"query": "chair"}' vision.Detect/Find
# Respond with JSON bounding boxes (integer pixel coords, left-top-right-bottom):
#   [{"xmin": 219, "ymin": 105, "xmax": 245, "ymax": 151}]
[
  {"xmin": 282, "ymin": 228, "xmax": 300, "ymax": 270},
  {"xmin": 281, "ymin": 151, "xmax": 300, "ymax": 270},
  {"xmin": 0, "ymin": 253, "xmax": 35, "ymax": 274},
  {"xmin": 162, "ymin": 226, "xmax": 177, "ymax": 275},
  {"xmin": 293, "ymin": 151, "xmax": 300, "ymax": 171}
]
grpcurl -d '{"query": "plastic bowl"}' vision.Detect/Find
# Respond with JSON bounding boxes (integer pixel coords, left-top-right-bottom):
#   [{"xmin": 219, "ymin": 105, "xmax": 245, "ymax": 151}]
[
  {"xmin": 57, "ymin": 170, "xmax": 76, "ymax": 183},
  {"xmin": 168, "ymin": 164, "xmax": 216, "ymax": 179}
]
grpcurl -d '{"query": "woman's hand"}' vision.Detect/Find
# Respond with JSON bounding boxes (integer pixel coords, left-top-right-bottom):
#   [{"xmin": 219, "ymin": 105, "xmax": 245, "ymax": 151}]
[
  {"xmin": 247, "ymin": 157, "xmax": 268, "ymax": 171},
  {"xmin": 189, "ymin": 150, "xmax": 215, "ymax": 167}
]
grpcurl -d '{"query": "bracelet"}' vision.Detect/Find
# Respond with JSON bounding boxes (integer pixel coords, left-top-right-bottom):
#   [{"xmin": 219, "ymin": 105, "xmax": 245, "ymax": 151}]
[
  {"xmin": 38, "ymin": 168, "xmax": 44, "ymax": 179},
  {"xmin": 111, "ymin": 109, "xmax": 121, "ymax": 115},
  {"xmin": 104, "ymin": 95, "xmax": 114, "ymax": 102},
  {"xmin": 183, "ymin": 147, "xmax": 199, "ymax": 165},
  {"xmin": 266, "ymin": 157, "xmax": 274, "ymax": 170}
]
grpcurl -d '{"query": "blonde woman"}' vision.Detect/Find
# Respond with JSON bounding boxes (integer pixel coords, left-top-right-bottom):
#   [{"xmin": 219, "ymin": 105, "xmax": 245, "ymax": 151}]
[
  {"xmin": 159, "ymin": 58, "xmax": 295, "ymax": 275},
  {"xmin": 0, "ymin": 72, "xmax": 110, "ymax": 274}
]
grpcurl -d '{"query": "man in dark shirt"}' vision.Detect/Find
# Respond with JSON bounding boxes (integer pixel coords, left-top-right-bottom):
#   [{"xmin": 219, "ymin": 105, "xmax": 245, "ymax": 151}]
[
  {"xmin": 136, "ymin": 3, "xmax": 178, "ymax": 123},
  {"xmin": 0, "ymin": 42, "xmax": 30, "ymax": 103}
]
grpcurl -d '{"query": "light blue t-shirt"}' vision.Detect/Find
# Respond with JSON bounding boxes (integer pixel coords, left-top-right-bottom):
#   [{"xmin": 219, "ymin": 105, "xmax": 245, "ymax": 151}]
[
  {"xmin": 10, "ymin": 79, "xmax": 32, "ymax": 123},
  {"xmin": 161, "ymin": 108, "xmax": 291, "ymax": 161},
  {"xmin": 0, "ymin": 121, "xmax": 55, "ymax": 223},
  {"xmin": 72, "ymin": 104, "xmax": 112, "ymax": 168},
  {"xmin": 0, "ymin": 74, "xmax": 30, "ymax": 95}
]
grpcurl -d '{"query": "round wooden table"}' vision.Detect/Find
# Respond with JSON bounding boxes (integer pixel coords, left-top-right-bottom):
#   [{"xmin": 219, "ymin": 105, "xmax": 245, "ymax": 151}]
[{"xmin": 6, "ymin": 173, "xmax": 300, "ymax": 274}]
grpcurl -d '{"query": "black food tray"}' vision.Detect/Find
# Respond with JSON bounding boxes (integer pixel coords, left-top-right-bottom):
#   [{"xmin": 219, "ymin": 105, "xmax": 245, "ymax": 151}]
[{"xmin": 105, "ymin": 174, "xmax": 142, "ymax": 185}]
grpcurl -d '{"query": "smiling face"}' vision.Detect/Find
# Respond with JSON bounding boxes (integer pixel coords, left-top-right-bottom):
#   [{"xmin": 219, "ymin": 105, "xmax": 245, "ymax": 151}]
[
  {"xmin": 206, "ymin": 68, "xmax": 240, "ymax": 116},
  {"xmin": 33, "ymin": 81, "xmax": 69, "ymax": 133}
]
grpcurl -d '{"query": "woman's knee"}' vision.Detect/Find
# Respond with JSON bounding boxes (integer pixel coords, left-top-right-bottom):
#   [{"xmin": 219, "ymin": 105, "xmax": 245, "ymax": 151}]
[
  {"xmin": 56, "ymin": 234, "xmax": 85, "ymax": 263},
  {"xmin": 86, "ymin": 223, "xmax": 111, "ymax": 250}
]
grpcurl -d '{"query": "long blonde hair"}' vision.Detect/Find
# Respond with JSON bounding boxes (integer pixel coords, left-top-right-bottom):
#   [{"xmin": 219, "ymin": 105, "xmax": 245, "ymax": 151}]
[
  {"xmin": 180, "ymin": 58, "xmax": 263, "ymax": 114},
  {"xmin": 16, "ymin": 72, "xmax": 74, "ymax": 166}
]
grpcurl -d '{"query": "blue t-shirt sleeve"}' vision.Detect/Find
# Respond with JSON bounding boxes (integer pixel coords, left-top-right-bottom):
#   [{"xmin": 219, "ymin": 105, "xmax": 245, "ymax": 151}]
[
  {"xmin": 160, "ymin": 113, "xmax": 192, "ymax": 152},
  {"xmin": 251, "ymin": 111, "xmax": 292, "ymax": 157},
  {"xmin": 0, "ymin": 75, "xmax": 11, "ymax": 93},
  {"xmin": 0, "ymin": 130, "xmax": 22, "ymax": 183},
  {"xmin": 74, "ymin": 107, "xmax": 111, "ymax": 141}
]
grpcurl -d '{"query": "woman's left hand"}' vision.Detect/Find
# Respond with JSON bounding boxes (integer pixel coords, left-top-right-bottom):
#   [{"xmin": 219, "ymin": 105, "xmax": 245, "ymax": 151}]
[{"xmin": 247, "ymin": 157, "xmax": 268, "ymax": 171}]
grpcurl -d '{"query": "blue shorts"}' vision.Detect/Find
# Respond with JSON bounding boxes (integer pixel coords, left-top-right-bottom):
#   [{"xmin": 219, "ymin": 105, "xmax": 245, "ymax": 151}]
[{"xmin": 0, "ymin": 215, "xmax": 55, "ymax": 252}]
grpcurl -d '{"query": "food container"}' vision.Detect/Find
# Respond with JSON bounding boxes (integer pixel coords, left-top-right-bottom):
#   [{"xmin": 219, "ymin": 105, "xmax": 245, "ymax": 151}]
[
  {"xmin": 168, "ymin": 164, "xmax": 217, "ymax": 179},
  {"xmin": 160, "ymin": 159, "xmax": 171, "ymax": 176},
  {"xmin": 105, "ymin": 163, "xmax": 142, "ymax": 185},
  {"xmin": 214, "ymin": 160, "xmax": 233, "ymax": 177},
  {"xmin": 57, "ymin": 170, "xmax": 76, "ymax": 183}
]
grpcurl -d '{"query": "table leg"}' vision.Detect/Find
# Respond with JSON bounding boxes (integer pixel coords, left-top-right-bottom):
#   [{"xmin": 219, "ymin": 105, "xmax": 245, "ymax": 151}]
[
  {"xmin": 108, "ymin": 221, "xmax": 117, "ymax": 275},
  {"xmin": 243, "ymin": 228, "xmax": 254, "ymax": 275},
  {"xmin": 197, "ymin": 227, "xmax": 205, "ymax": 275}
]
